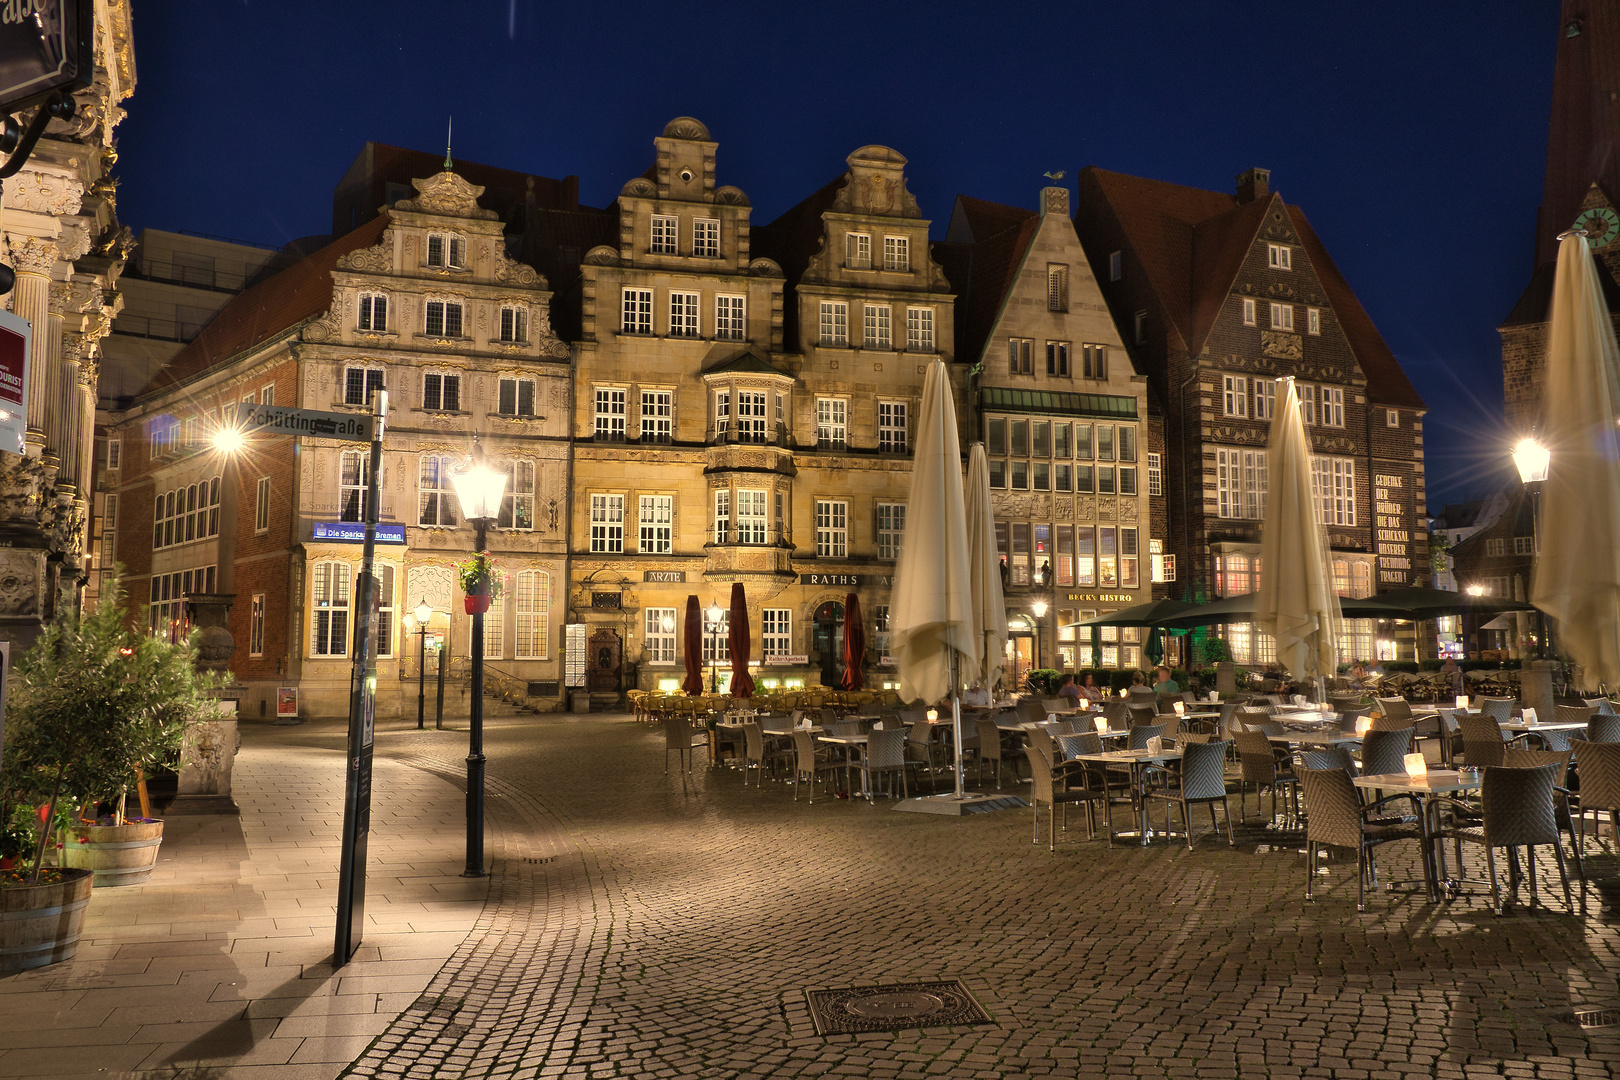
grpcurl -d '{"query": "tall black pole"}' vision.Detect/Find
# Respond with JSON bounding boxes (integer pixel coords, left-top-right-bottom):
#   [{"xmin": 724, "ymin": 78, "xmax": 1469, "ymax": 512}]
[
  {"xmin": 465, "ymin": 517, "xmax": 489, "ymax": 878},
  {"xmin": 416, "ymin": 624, "xmax": 427, "ymax": 729},
  {"xmin": 435, "ymin": 636, "xmax": 447, "ymax": 730}
]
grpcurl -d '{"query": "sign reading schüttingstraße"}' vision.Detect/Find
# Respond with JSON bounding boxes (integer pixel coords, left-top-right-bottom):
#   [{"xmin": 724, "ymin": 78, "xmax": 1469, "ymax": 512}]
[{"xmin": 234, "ymin": 403, "xmax": 374, "ymax": 443}]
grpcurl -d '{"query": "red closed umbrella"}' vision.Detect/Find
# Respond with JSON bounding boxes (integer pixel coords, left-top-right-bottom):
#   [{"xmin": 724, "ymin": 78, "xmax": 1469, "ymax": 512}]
[
  {"xmin": 840, "ymin": 592, "xmax": 865, "ymax": 690},
  {"xmin": 727, "ymin": 582, "xmax": 755, "ymax": 698},
  {"xmin": 681, "ymin": 595, "xmax": 703, "ymax": 696}
]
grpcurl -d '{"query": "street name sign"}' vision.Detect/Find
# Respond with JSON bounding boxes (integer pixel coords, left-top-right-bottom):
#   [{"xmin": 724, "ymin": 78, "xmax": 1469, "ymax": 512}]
[
  {"xmin": 0, "ymin": 0, "xmax": 92, "ymax": 112},
  {"xmin": 0, "ymin": 308, "xmax": 28, "ymax": 454},
  {"xmin": 234, "ymin": 403, "xmax": 373, "ymax": 443}
]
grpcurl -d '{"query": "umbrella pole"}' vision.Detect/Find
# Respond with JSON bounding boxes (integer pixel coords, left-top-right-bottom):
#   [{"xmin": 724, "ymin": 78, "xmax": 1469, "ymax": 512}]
[{"xmin": 951, "ymin": 649, "xmax": 965, "ymax": 799}]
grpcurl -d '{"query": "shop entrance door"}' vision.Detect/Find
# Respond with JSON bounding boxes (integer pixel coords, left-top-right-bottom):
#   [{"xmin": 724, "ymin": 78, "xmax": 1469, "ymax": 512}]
[{"xmin": 813, "ymin": 601, "xmax": 845, "ymax": 688}]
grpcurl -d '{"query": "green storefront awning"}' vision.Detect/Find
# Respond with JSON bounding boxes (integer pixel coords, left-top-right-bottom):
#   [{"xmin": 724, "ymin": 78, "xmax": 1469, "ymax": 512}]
[{"xmin": 979, "ymin": 386, "xmax": 1138, "ymax": 419}]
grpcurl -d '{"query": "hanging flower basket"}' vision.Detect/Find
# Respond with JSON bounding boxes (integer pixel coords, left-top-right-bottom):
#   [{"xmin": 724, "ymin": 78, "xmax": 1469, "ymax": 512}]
[
  {"xmin": 464, "ymin": 594, "xmax": 491, "ymax": 615},
  {"xmin": 458, "ymin": 553, "xmax": 506, "ymax": 615}
]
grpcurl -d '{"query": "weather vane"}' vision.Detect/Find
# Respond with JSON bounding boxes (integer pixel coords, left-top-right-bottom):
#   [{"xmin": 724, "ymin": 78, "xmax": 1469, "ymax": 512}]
[
  {"xmin": 444, "ymin": 116, "xmax": 453, "ymax": 172},
  {"xmin": 1043, "ymin": 170, "xmax": 1066, "ymax": 181}
]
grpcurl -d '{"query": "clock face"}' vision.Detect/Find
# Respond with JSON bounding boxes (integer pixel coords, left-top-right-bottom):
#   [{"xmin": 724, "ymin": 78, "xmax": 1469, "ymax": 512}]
[{"xmin": 1573, "ymin": 207, "xmax": 1620, "ymax": 249}]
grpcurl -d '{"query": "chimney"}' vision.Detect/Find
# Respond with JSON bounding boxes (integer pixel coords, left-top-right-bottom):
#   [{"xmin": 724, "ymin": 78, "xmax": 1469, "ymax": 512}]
[{"xmin": 1235, "ymin": 167, "xmax": 1270, "ymax": 205}]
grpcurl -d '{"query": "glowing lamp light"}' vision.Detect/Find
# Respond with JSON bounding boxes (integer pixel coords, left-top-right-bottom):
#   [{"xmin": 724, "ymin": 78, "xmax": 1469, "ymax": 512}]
[
  {"xmin": 450, "ymin": 453, "xmax": 509, "ymax": 522},
  {"xmin": 1173, "ymin": 700, "xmax": 1186, "ymax": 716},
  {"xmin": 1119, "ymin": 687, "xmax": 1128, "ymax": 698},
  {"xmin": 1465, "ymin": 585, "xmax": 1485, "ymax": 597},
  {"xmin": 1512, "ymin": 437, "xmax": 1550, "ymax": 484},
  {"xmin": 1031, "ymin": 600, "xmax": 1049, "ymax": 618},
  {"xmin": 660, "ymin": 612, "xmax": 677, "ymax": 634},
  {"xmin": 1455, "ymin": 694, "xmax": 1469, "ymax": 710},
  {"xmin": 414, "ymin": 599, "xmax": 434, "ymax": 626},
  {"xmin": 1356, "ymin": 716, "xmax": 1373, "ymax": 736},
  {"xmin": 708, "ymin": 601, "xmax": 724, "ymax": 625},
  {"xmin": 926, "ymin": 708, "xmax": 939, "ymax": 722},
  {"xmin": 1403, "ymin": 752, "xmax": 1428, "ymax": 778},
  {"xmin": 1095, "ymin": 716, "xmax": 1109, "ymax": 734},
  {"xmin": 213, "ymin": 427, "xmax": 246, "ymax": 455}
]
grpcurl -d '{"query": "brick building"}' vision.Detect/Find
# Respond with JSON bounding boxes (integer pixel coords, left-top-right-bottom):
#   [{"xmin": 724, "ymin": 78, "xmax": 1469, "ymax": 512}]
[{"xmin": 1072, "ymin": 166, "xmax": 1429, "ymax": 663}]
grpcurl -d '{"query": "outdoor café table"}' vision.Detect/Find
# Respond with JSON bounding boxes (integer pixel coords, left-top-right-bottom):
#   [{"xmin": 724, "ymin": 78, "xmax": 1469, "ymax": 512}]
[
  {"xmin": 1265, "ymin": 730, "xmax": 1363, "ymax": 748},
  {"xmin": 1499, "ymin": 718, "xmax": 1587, "ymax": 736},
  {"xmin": 1353, "ymin": 769, "xmax": 1482, "ymax": 902},
  {"xmin": 817, "ymin": 732, "xmax": 877, "ymax": 797},
  {"xmin": 1073, "ymin": 746, "xmax": 1185, "ymax": 846}
]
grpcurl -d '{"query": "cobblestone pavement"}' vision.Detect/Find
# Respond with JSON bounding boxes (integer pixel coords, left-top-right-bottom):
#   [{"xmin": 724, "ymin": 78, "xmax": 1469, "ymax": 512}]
[{"xmin": 312, "ymin": 713, "xmax": 1620, "ymax": 1080}]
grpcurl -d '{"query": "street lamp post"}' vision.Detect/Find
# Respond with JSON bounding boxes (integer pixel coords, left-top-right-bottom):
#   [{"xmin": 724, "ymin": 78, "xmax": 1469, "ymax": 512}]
[
  {"xmin": 449, "ymin": 444, "xmax": 508, "ymax": 879},
  {"xmin": 411, "ymin": 598, "xmax": 434, "ymax": 730},
  {"xmin": 706, "ymin": 600, "xmax": 724, "ymax": 693},
  {"xmin": 1031, "ymin": 599, "xmax": 1049, "ymax": 673},
  {"xmin": 1513, "ymin": 436, "xmax": 1551, "ymax": 659}
]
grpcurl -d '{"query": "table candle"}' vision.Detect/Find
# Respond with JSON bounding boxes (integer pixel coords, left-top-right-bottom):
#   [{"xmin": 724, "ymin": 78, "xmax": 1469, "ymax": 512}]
[{"xmin": 1403, "ymin": 752, "xmax": 1427, "ymax": 777}]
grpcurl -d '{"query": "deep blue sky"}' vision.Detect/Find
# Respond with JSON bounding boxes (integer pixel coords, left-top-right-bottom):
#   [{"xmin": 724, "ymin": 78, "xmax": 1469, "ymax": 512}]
[{"xmin": 117, "ymin": 2, "xmax": 1557, "ymax": 511}]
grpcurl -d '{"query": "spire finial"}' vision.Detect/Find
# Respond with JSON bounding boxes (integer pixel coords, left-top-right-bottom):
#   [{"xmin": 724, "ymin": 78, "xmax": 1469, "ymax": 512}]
[{"xmin": 443, "ymin": 116, "xmax": 453, "ymax": 172}]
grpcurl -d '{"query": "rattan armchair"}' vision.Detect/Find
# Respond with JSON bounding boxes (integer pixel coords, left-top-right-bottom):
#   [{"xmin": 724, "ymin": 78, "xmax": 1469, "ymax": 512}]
[
  {"xmin": 1571, "ymin": 739, "xmax": 1620, "ymax": 862},
  {"xmin": 1360, "ymin": 727, "xmax": 1415, "ymax": 778},
  {"xmin": 1299, "ymin": 765, "xmax": 1424, "ymax": 911},
  {"xmin": 1024, "ymin": 744, "xmax": 1107, "ymax": 849},
  {"xmin": 1588, "ymin": 714, "xmax": 1620, "ymax": 744},
  {"xmin": 1142, "ymin": 740, "xmax": 1235, "ymax": 850},
  {"xmin": 790, "ymin": 729, "xmax": 837, "ymax": 803},
  {"xmin": 1232, "ymin": 728, "xmax": 1299, "ymax": 825},
  {"xmin": 1433, "ymin": 762, "xmax": 1574, "ymax": 915},
  {"xmin": 663, "ymin": 713, "xmax": 708, "ymax": 777}
]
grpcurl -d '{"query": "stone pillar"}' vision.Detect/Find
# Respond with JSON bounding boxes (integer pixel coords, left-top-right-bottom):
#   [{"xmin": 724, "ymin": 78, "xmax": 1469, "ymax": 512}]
[
  {"xmin": 1521, "ymin": 659, "xmax": 1556, "ymax": 721},
  {"xmin": 8, "ymin": 237, "xmax": 56, "ymax": 451},
  {"xmin": 168, "ymin": 711, "xmax": 240, "ymax": 816},
  {"xmin": 75, "ymin": 362, "xmax": 95, "ymax": 499},
  {"xmin": 54, "ymin": 333, "xmax": 80, "ymax": 493}
]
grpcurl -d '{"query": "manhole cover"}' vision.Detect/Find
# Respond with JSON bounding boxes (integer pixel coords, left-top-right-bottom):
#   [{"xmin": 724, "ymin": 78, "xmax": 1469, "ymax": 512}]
[
  {"xmin": 1559, "ymin": 1006, "xmax": 1620, "ymax": 1029},
  {"xmin": 805, "ymin": 979, "xmax": 992, "ymax": 1036}
]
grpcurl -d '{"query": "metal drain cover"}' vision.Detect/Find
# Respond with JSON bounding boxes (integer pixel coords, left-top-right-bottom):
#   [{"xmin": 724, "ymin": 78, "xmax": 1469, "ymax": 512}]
[
  {"xmin": 805, "ymin": 979, "xmax": 991, "ymax": 1035},
  {"xmin": 1558, "ymin": 1006, "xmax": 1620, "ymax": 1029}
]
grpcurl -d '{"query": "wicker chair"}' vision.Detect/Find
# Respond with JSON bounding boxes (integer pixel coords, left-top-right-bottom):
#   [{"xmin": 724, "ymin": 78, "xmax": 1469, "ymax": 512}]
[
  {"xmin": 1234, "ymin": 708, "xmax": 1275, "ymax": 733},
  {"xmin": 1126, "ymin": 723, "xmax": 1167, "ymax": 750},
  {"xmin": 1571, "ymin": 739, "xmax": 1620, "ymax": 860},
  {"xmin": 1127, "ymin": 703, "xmax": 1159, "ymax": 728},
  {"xmin": 1588, "ymin": 714, "xmax": 1620, "ymax": 744},
  {"xmin": 1301, "ymin": 746, "xmax": 1358, "ymax": 774},
  {"xmin": 1376, "ymin": 696, "xmax": 1414, "ymax": 723},
  {"xmin": 1128, "ymin": 686, "xmax": 1158, "ymax": 706},
  {"xmin": 742, "ymin": 722, "xmax": 789, "ymax": 788},
  {"xmin": 1337, "ymin": 706, "xmax": 1373, "ymax": 733},
  {"xmin": 1478, "ymin": 697, "xmax": 1518, "ymax": 724},
  {"xmin": 973, "ymin": 716, "xmax": 1012, "ymax": 789},
  {"xmin": 1024, "ymin": 744, "xmax": 1106, "ymax": 849},
  {"xmin": 858, "ymin": 727, "xmax": 913, "ymax": 801},
  {"xmin": 1143, "ymin": 740, "xmax": 1235, "ymax": 850},
  {"xmin": 790, "ymin": 729, "xmax": 836, "ymax": 803},
  {"xmin": 1360, "ymin": 728, "xmax": 1415, "ymax": 779},
  {"xmin": 1233, "ymin": 728, "xmax": 1299, "ymax": 825},
  {"xmin": 1102, "ymin": 699, "xmax": 1131, "ymax": 729},
  {"xmin": 1459, "ymin": 713, "xmax": 1514, "ymax": 768},
  {"xmin": 1585, "ymin": 697, "xmax": 1619, "ymax": 715},
  {"xmin": 1299, "ymin": 766, "xmax": 1424, "ymax": 911},
  {"xmin": 1370, "ymin": 712, "xmax": 1414, "ymax": 733},
  {"xmin": 1434, "ymin": 762, "xmax": 1574, "ymax": 915},
  {"xmin": 1501, "ymin": 747, "xmax": 1583, "ymax": 879},
  {"xmin": 1017, "ymin": 698, "xmax": 1048, "ymax": 726},
  {"xmin": 1535, "ymin": 706, "xmax": 1596, "ymax": 752},
  {"xmin": 663, "ymin": 713, "xmax": 708, "ymax": 776}
]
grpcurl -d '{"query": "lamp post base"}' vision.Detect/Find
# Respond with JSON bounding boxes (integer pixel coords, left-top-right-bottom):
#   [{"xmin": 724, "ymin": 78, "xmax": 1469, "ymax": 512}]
[{"xmin": 463, "ymin": 752, "xmax": 488, "ymax": 878}]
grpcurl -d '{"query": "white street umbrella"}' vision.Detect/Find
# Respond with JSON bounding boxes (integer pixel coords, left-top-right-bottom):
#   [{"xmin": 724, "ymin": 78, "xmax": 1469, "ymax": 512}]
[
  {"xmin": 965, "ymin": 442, "xmax": 1006, "ymax": 693},
  {"xmin": 1256, "ymin": 376, "xmax": 1341, "ymax": 688},
  {"xmin": 1532, "ymin": 231, "xmax": 1620, "ymax": 691},
  {"xmin": 891, "ymin": 359, "xmax": 976, "ymax": 796}
]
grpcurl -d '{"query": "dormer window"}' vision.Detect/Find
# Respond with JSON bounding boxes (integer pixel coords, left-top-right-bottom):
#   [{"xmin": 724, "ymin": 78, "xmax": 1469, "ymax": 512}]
[
  {"xmin": 357, "ymin": 293, "xmax": 388, "ymax": 332},
  {"xmin": 1267, "ymin": 243, "xmax": 1292, "ymax": 270},
  {"xmin": 426, "ymin": 233, "xmax": 466, "ymax": 269},
  {"xmin": 500, "ymin": 306, "xmax": 527, "ymax": 343},
  {"xmin": 650, "ymin": 215, "xmax": 678, "ymax": 254},
  {"xmin": 845, "ymin": 232, "xmax": 871, "ymax": 269}
]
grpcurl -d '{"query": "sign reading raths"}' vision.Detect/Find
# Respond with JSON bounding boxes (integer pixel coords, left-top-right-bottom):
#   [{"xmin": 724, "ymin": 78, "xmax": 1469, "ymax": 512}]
[{"xmin": 799, "ymin": 573, "xmax": 894, "ymax": 588}]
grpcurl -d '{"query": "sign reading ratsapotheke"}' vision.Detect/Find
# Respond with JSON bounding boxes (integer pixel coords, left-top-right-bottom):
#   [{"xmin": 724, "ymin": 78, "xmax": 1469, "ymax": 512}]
[
  {"xmin": 0, "ymin": 0, "xmax": 92, "ymax": 112},
  {"xmin": 234, "ymin": 403, "xmax": 374, "ymax": 443}
]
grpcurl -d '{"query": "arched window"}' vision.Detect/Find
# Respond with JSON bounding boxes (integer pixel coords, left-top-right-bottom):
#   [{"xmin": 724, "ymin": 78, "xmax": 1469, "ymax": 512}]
[
  {"xmin": 311, "ymin": 560, "xmax": 353, "ymax": 656},
  {"xmin": 515, "ymin": 570, "xmax": 550, "ymax": 659}
]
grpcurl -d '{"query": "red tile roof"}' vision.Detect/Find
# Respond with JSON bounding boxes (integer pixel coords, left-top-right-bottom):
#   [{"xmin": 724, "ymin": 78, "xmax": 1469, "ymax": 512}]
[
  {"xmin": 940, "ymin": 195, "xmax": 1039, "ymax": 366},
  {"xmin": 1536, "ymin": 0, "xmax": 1620, "ymax": 268},
  {"xmin": 136, "ymin": 215, "xmax": 391, "ymax": 400}
]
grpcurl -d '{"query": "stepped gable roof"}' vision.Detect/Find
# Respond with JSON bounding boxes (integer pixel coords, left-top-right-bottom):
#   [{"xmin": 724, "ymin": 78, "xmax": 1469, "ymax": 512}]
[
  {"xmin": 942, "ymin": 195, "xmax": 1039, "ymax": 367},
  {"xmin": 137, "ymin": 214, "xmax": 390, "ymax": 399}
]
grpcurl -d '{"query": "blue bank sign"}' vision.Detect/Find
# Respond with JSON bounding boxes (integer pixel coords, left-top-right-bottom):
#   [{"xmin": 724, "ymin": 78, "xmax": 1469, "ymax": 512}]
[{"xmin": 314, "ymin": 522, "xmax": 406, "ymax": 545}]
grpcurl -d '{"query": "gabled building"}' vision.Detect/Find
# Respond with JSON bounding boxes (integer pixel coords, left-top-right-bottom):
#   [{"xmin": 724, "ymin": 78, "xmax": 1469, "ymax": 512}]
[
  {"xmin": 941, "ymin": 185, "xmax": 1152, "ymax": 678},
  {"xmin": 1446, "ymin": 490, "xmax": 1538, "ymax": 658},
  {"xmin": 1073, "ymin": 166, "xmax": 1428, "ymax": 663},
  {"xmin": 108, "ymin": 168, "xmax": 571, "ymax": 720}
]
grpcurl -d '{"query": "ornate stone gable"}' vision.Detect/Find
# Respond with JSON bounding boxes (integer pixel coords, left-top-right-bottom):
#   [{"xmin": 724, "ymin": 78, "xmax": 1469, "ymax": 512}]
[
  {"xmin": 337, "ymin": 229, "xmax": 394, "ymax": 274},
  {"xmin": 397, "ymin": 172, "xmax": 498, "ymax": 221}
]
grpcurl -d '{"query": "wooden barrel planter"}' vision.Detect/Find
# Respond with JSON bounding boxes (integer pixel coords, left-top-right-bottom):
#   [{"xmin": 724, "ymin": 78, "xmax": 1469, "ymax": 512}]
[
  {"xmin": 0, "ymin": 868, "xmax": 94, "ymax": 973},
  {"xmin": 61, "ymin": 819, "xmax": 165, "ymax": 886}
]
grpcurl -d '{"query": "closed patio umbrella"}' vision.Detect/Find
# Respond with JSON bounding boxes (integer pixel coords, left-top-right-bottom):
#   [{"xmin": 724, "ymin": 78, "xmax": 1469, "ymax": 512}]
[
  {"xmin": 891, "ymin": 358, "xmax": 976, "ymax": 798},
  {"xmin": 727, "ymin": 582, "xmax": 755, "ymax": 699},
  {"xmin": 840, "ymin": 592, "xmax": 865, "ymax": 691},
  {"xmin": 965, "ymin": 443, "xmax": 1006, "ymax": 693},
  {"xmin": 1532, "ymin": 230, "xmax": 1620, "ymax": 691},
  {"xmin": 1338, "ymin": 587, "xmax": 1535, "ymax": 621},
  {"xmin": 681, "ymin": 595, "xmax": 703, "ymax": 696},
  {"xmin": 1256, "ymin": 377, "xmax": 1341, "ymax": 690}
]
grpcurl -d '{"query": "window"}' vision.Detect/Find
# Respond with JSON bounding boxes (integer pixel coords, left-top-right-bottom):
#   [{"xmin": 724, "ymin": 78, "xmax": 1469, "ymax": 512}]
[
  {"xmin": 498, "ymin": 460, "xmax": 535, "ymax": 530},
  {"xmin": 873, "ymin": 604, "xmax": 891, "ymax": 658},
  {"xmin": 590, "ymin": 494, "xmax": 624, "ymax": 552},
  {"xmin": 1150, "ymin": 539, "xmax": 1176, "ymax": 584},
  {"xmin": 713, "ymin": 490, "xmax": 729, "ymax": 544},
  {"xmin": 761, "ymin": 609, "xmax": 791, "ymax": 658},
  {"xmin": 358, "ymin": 293, "xmax": 388, "ymax": 332},
  {"xmin": 594, "ymin": 388, "xmax": 626, "ymax": 440},
  {"xmin": 482, "ymin": 589, "xmax": 505, "ymax": 658},
  {"xmin": 150, "ymin": 417, "xmax": 179, "ymax": 456},
  {"xmin": 151, "ymin": 478, "xmax": 221, "ymax": 550},
  {"xmin": 863, "ymin": 304, "xmax": 891, "ymax": 349},
  {"xmin": 816, "ymin": 398, "xmax": 847, "ymax": 450},
  {"xmin": 261, "ymin": 385, "xmax": 274, "ymax": 407},
  {"xmin": 107, "ymin": 438, "xmax": 121, "ymax": 469},
  {"xmin": 311, "ymin": 560, "xmax": 352, "ymax": 656},
  {"xmin": 715, "ymin": 295, "xmax": 745, "ymax": 340},
  {"xmin": 1318, "ymin": 385, "xmax": 1344, "ymax": 427},
  {"xmin": 422, "ymin": 371, "xmax": 461, "ymax": 411},
  {"xmin": 1311, "ymin": 456, "xmax": 1357, "ymax": 526},
  {"xmin": 883, "ymin": 236, "xmax": 909, "ymax": 271},
  {"xmin": 816, "ymin": 500, "xmax": 848, "ymax": 557},
  {"xmin": 1134, "ymin": 310, "xmax": 1147, "ymax": 344},
  {"xmin": 344, "ymin": 366, "xmax": 385, "ymax": 407},
  {"xmin": 417, "ymin": 454, "xmax": 458, "ymax": 526},
  {"xmin": 876, "ymin": 503, "xmax": 905, "ymax": 560},
  {"xmin": 373, "ymin": 564, "xmax": 397, "ymax": 658},
  {"xmin": 1216, "ymin": 447, "xmax": 1267, "ymax": 519},
  {"xmin": 669, "ymin": 291, "xmax": 699, "ymax": 337},
  {"xmin": 1253, "ymin": 379, "xmax": 1276, "ymax": 421},
  {"xmin": 425, "ymin": 233, "xmax": 465, "ymax": 269},
  {"xmin": 906, "ymin": 307, "xmax": 935, "ymax": 352},
  {"xmin": 639, "ymin": 495, "xmax": 673, "ymax": 553},
  {"xmin": 499, "ymin": 306, "xmax": 526, "ymax": 343},
  {"xmin": 339, "ymin": 450, "xmax": 368, "ymax": 523},
  {"xmin": 1082, "ymin": 344, "xmax": 1107, "ymax": 380},
  {"xmin": 622, "ymin": 288, "xmax": 653, "ymax": 334},
  {"xmin": 644, "ymin": 607, "xmax": 678, "ymax": 664},
  {"xmin": 1267, "ymin": 243, "xmax": 1292, "ymax": 270},
  {"xmin": 1047, "ymin": 341, "xmax": 1070, "ymax": 377},
  {"xmin": 1517, "ymin": 536, "xmax": 1536, "ymax": 557},
  {"xmin": 1119, "ymin": 528, "xmax": 1139, "ymax": 588},
  {"xmin": 1147, "ymin": 452, "xmax": 1163, "ymax": 497},
  {"xmin": 1298, "ymin": 383, "xmax": 1317, "ymax": 425},
  {"xmin": 515, "ymin": 570, "xmax": 550, "ymax": 659},
  {"xmin": 693, "ymin": 218, "xmax": 719, "ymax": 258},
  {"xmin": 255, "ymin": 476, "xmax": 270, "ymax": 532},
  {"xmin": 1307, "ymin": 307, "xmax": 1321, "ymax": 335},
  {"xmin": 1109, "ymin": 251, "xmax": 1122, "ymax": 281},
  {"xmin": 1009, "ymin": 338, "xmax": 1033, "ymax": 375},
  {"xmin": 1270, "ymin": 302, "xmax": 1294, "ymax": 331},
  {"xmin": 1047, "ymin": 264, "xmax": 1068, "ymax": 311},
  {"xmin": 183, "ymin": 416, "xmax": 199, "ymax": 451},
  {"xmin": 250, "ymin": 594, "xmax": 265, "ymax": 656},
  {"xmin": 1484, "ymin": 537, "xmax": 1505, "ymax": 557},
  {"xmin": 736, "ymin": 489, "xmax": 767, "ymax": 544},
  {"xmin": 819, "ymin": 301, "xmax": 848, "ymax": 346},
  {"xmin": 498, "ymin": 377, "xmax": 536, "ymax": 417},
  {"xmin": 424, "ymin": 300, "xmax": 464, "ymax": 338},
  {"xmin": 878, "ymin": 401, "xmax": 908, "ymax": 453},
  {"xmin": 650, "ymin": 214, "xmax": 678, "ymax": 254},
  {"xmin": 1242, "ymin": 298, "xmax": 1256, "ymax": 326},
  {"xmin": 735, "ymin": 391, "xmax": 767, "ymax": 443},
  {"xmin": 846, "ymin": 232, "xmax": 871, "ymax": 268},
  {"xmin": 1386, "ymin": 409, "xmax": 1400, "ymax": 428},
  {"xmin": 640, "ymin": 390, "xmax": 672, "ymax": 443},
  {"xmin": 713, "ymin": 391, "xmax": 730, "ymax": 441},
  {"xmin": 1223, "ymin": 374, "xmax": 1248, "ymax": 418}
]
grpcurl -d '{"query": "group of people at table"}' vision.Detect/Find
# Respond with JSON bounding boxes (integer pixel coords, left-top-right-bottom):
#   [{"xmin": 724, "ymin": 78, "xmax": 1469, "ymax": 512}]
[{"xmin": 691, "ymin": 677, "xmax": 1620, "ymax": 915}]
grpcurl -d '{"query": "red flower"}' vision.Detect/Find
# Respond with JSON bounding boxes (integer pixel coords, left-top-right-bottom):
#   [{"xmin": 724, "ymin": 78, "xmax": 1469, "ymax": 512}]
[{"xmin": 35, "ymin": 804, "xmax": 49, "ymax": 825}]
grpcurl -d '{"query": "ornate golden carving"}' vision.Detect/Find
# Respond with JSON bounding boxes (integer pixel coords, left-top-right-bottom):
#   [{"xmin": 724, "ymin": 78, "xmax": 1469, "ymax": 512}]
[{"xmin": 1260, "ymin": 330, "xmax": 1302, "ymax": 360}]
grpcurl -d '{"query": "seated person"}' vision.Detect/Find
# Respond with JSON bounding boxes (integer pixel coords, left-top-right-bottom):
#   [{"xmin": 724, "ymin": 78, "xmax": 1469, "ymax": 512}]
[
  {"xmin": 1056, "ymin": 673, "xmax": 1082, "ymax": 708},
  {"xmin": 962, "ymin": 684, "xmax": 991, "ymax": 707},
  {"xmin": 1078, "ymin": 671, "xmax": 1106, "ymax": 702},
  {"xmin": 1439, "ymin": 657, "xmax": 1464, "ymax": 696},
  {"xmin": 1151, "ymin": 666, "xmax": 1181, "ymax": 696}
]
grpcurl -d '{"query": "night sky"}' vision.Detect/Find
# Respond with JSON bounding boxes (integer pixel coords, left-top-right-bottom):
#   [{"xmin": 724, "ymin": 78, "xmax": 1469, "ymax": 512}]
[{"xmin": 117, "ymin": 2, "xmax": 1558, "ymax": 512}]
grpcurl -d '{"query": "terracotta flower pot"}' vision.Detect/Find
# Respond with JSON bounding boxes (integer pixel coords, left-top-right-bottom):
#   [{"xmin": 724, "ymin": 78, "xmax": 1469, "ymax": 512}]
[
  {"xmin": 60, "ymin": 819, "xmax": 164, "ymax": 886},
  {"xmin": 465, "ymin": 594, "xmax": 491, "ymax": 615},
  {"xmin": 0, "ymin": 868, "xmax": 93, "ymax": 972}
]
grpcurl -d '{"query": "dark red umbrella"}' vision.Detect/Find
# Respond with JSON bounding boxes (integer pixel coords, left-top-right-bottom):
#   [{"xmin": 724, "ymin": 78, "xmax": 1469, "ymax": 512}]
[
  {"xmin": 681, "ymin": 595, "xmax": 703, "ymax": 696},
  {"xmin": 727, "ymin": 582, "xmax": 755, "ymax": 698},
  {"xmin": 840, "ymin": 592, "xmax": 865, "ymax": 691}
]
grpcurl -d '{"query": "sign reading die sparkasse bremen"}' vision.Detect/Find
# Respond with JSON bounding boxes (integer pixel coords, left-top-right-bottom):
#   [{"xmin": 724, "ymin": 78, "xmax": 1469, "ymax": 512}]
[{"xmin": 233, "ymin": 403, "xmax": 374, "ymax": 443}]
